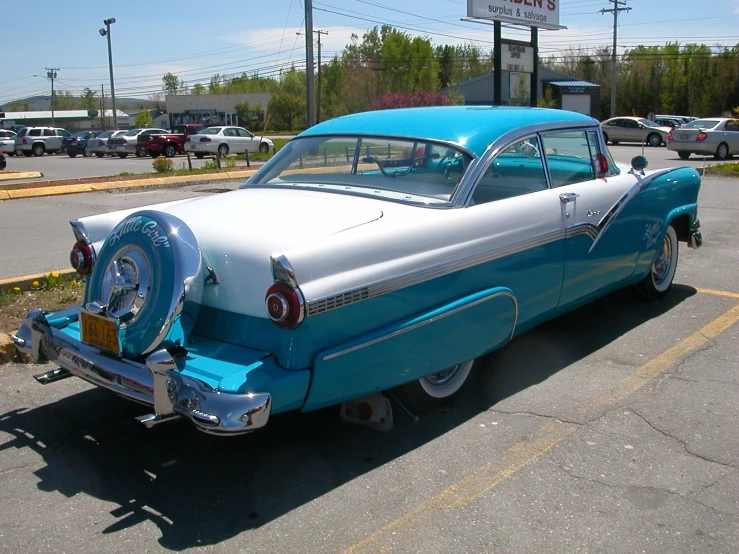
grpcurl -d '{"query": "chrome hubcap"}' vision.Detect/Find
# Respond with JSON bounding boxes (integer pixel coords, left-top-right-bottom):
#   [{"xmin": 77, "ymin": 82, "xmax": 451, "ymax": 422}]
[
  {"xmin": 652, "ymin": 233, "xmax": 672, "ymax": 285},
  {"xmin": 424, "ymin": 364, "xmax": 460, "ymax": 386},
  {"xmin": 99, "ymin": 247, "xmax": 150, "ymax": 325}
]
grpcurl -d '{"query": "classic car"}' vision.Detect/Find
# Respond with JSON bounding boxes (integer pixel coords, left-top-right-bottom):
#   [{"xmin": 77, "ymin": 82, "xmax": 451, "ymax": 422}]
[
  {"xmin": 184, "ymin": 126, "xmax": 274, "ymax": 158},
  {"xmin": 666, "ymin": 117, "xmax": 739, "ymax": 160},
  {"xmin": 600, "ymin": 116, "xmax": 672, "ymax": 146},
  {"xmin": 86, "ymin": 130, "xmax": 127, "ymax": 157},
  {"xmin": 13, "ymin": 106, "xmax": 703, "ymax": 436}
]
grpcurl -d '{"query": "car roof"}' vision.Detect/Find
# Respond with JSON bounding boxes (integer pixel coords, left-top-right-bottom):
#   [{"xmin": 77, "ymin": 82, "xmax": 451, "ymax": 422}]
[{"xmin": 299, "ymin": 106, "xmax": 596, "ymax": 157}]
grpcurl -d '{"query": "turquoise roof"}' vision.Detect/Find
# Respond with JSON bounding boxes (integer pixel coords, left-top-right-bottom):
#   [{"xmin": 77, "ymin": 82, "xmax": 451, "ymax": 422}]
[{"xmin": 299, "ymin": 106, "xmax": 596, "ymax": 156}]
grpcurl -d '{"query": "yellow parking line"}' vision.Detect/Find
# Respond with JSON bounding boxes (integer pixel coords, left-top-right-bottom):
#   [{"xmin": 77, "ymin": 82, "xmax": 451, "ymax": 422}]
[
  {"xmin": 696, "ymin": 288, "xmax": 739, "ymax": 299},
  {"xmin": 342, "ymin": 300, "xmax": 739, "ymax": 553}
]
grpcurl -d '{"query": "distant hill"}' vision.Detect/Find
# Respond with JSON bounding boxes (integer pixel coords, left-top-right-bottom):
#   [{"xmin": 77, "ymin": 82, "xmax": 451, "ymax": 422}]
[{"xmin": 1, "ymin": 94, "xmax": 161, "ymax": 112}]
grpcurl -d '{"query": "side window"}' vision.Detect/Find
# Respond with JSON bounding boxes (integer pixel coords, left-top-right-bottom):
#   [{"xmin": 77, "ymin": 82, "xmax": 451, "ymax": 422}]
[
  {"xmin": 29, "ymin": 129, "xmax": 42, "ymax": 136},
  {"xmin": 224, "ymin": 128, "xmax": 237, "ymax": 137},
  {"xmin": 470, "ymin": 136, "xmax": 547, "ymax": 206},
  {"xmin": 237, "ymin": 128, "xmax": 252, "ymax": 138},
  {"xmin": 726, "ymin": 120, "xmax": 739, "ymax": 132},
  {"xmin": 541, "ymin": 130, "xmax": 596, "ymax": 188}
]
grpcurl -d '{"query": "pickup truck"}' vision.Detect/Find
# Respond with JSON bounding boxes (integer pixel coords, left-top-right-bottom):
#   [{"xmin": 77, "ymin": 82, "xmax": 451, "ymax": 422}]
[{"xmin": 138, "ymin": 123, "xmax": 206, "ymax": 158}]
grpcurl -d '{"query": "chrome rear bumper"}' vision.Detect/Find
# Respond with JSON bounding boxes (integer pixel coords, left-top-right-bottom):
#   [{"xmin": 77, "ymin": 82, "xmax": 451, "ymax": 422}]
[
  {"xmin": 12, "ymin": 308, "xmax": 271, "ymax": 435},
  {"xmin": 689, "ymin": 219, "xmax": 703, "ymax": 249}
]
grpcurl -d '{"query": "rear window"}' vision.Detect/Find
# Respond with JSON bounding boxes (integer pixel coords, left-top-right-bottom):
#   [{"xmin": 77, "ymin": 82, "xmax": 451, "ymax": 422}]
[
  {"xmin": 683, "ymin": 120, "xmax": 720, "ymax": 130},
  {"xmin": 200, "ymin": 127, "xmax": 222, "ymax": 135}
]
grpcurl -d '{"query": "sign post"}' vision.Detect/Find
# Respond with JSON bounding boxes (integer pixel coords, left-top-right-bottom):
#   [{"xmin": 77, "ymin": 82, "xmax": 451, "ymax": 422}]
[{"xmin": 465, "ymin": 0, "xmax": 565, "ymax": 107}]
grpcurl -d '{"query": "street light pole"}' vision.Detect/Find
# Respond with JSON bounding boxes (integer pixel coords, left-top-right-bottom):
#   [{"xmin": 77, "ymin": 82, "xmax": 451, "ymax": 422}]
[
  {"xmin": 99, "ymin": 18, "xmax": 118, "ymax": 130},
  {"xmin": 297, "ymin": 29, "xmax": 328, "ymax": 123},
  {"xmin": 46, "ymin": 68, "xmax": 58, "ymax": 127}
]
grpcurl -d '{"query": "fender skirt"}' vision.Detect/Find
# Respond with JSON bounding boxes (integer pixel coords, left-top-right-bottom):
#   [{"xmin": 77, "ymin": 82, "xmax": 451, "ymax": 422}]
[{"xmin": 302, "ymin": 287, "xmax": 518, "ymax": 411}]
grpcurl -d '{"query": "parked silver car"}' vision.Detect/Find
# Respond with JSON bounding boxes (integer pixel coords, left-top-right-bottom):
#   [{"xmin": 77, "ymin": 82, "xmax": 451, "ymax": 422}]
[
  {"xmin": 0, "ymin": 130, "xmax": 17, "ymax": 155},
  {"xmin": 666, "ymin": 118, "xmax": 739, "ymax": 160},
  {"xmin": 85, "ymin": 130, "xmax": 127, "ymax": 158},
  {"xmin": 600, "ymin": 117, "xmax": 672, "ymax": 147}
]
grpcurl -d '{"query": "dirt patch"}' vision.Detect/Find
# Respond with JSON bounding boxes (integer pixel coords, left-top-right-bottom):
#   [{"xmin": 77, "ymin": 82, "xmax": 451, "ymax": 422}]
[{"xmin": 0, "ymin": 284, "xmax": 83, "ymax": 336}]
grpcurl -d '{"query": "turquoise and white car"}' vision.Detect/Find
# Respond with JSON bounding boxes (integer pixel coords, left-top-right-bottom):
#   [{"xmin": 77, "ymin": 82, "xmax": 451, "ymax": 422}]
[{"xmin": 13, "ymin": 106, "xmax": 703, "ymax": 436}]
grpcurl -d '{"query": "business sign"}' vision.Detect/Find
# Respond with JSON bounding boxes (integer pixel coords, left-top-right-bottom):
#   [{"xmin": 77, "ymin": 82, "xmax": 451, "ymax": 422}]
[
  {"xmin": 502, "ymin": 41, "xmax": 534, "ymax": 72},
  {"xmin": 467, "ymin": 0, "xmax": 563, "ymax": 30}
]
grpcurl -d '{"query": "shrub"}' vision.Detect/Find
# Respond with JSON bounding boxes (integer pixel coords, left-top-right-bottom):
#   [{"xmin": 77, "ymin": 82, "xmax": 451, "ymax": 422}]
[{"xmin": 152, "ymin": 158, "xmax": 174, "ymax": 172}]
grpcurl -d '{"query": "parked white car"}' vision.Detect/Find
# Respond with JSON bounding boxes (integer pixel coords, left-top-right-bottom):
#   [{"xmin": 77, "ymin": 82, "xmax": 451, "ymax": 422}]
[
  {"xmin": 185, "ymin": 126, "xmax": 274, "ymax": 158},
  {"xmin": 86, "ymin": 130, "xmax": 127, "ymax": 158},
  {"xmin": 107, "ymin": 128, "xmax": 167, "ymax": 158},
  {"xmin": 0, "ymin": 130, "xmax": 16, "ymax": 155}
]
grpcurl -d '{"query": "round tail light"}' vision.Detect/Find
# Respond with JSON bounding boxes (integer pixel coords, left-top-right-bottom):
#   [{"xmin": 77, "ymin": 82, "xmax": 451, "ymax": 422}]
[
  {"xmin": 265, "ymin": 282, "xmax": 304, "ymax": 329},
  {"xmin": 70, "ymin": 240, "xmax": 94, "ymax": 276}
]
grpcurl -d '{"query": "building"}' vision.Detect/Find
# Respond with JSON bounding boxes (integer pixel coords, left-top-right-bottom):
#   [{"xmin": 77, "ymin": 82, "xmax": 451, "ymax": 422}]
[
  {"xmin": 445, "ymin": 67, "xmax": 601, "ymax": 118},
  {"xmin": 0, "ymin": 109, "xmax": 130, "ymax": 131},
  {"xmin": 165, "ymin": 93, "xmax": 272, "ymax": 129}
]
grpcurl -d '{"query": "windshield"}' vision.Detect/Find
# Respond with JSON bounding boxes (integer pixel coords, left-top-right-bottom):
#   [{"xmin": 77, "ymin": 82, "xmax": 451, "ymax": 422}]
[
  {"xmin": 682, "ymin": 119, "xmax": 720, "ymax": 130},
  {"xmin": 124, "ymin": 129, "xmax": 143, "ymax": 136},
  {"xmin": 96, "ymin": 131, "xmax": 112, "ymax": 139},
  {"xmin": 245, "ymin": 135, "xmax": 473, "ymax": 205}
]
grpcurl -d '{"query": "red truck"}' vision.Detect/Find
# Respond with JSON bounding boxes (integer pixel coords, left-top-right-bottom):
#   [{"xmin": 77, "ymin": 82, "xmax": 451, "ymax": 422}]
[{"xmin": 138, "ymin": 123, "xmax": 206, "ymax": 158}]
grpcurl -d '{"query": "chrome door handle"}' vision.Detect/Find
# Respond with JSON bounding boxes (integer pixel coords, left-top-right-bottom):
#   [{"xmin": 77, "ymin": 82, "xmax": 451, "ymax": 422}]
[{"xmin": 559, "ymin": 193, "xmax": 579, "ymax": 204}]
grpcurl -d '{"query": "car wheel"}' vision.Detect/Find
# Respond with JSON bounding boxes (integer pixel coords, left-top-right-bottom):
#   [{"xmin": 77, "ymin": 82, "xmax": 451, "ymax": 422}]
[
  {"xmin": 637, "ymin": 225, "xmax": 678, "ymax": 300},
  {"xmin": 68, "ymin": 152, "xmax": 77, "ymax": 158},
  {"xmin": 118, "ymin": 153, "xmax": 128, "ymax": 158},
  {"xmin": 195, "ymin": 153, "xmax": 205, "ymax": 159},
  {"xmin": 714, "ymin": 142, "xmax": 729, "ymax": 161},
  {"xmin": 217, "ymin": 144, "xmax": 229, "ymax": 157},
  {"xmin": 83, "ymin": 148, "xmax": 92, "ymax": 157},
  {"xmin": 163, "ymin": 144, "xmax": 177, "ymax": 158},
  {"xmin": 399, "ymin": 359, "xmax": 476, "ymax": 411},
  {"xmin": 150, "ymin": 151, "xmax": 160, "ymax": 158},
  {"xmin": 647, "ymin": 133, "xmax": 662, "ymax": 147},
  {"xmin": 259, "ymin": 142, "xmax": 270, "ymax": 154},
  {"xmin": 135, "ymin": 149, "xmax": 146, "ymax": 158},
  {"xmin": 32, "ymin": 144, "xmax": 45, "ymax": 157},
  {"xmin": 95, "ymin": 152, "xmax": 105, "ymax": 158},
  {"xmin": 15, "ymin": 149, "xmax": 23, "ymax": 157},
  {"xmin": 677, "ymin": 151, "xmax": 691, "ymax": 160}
]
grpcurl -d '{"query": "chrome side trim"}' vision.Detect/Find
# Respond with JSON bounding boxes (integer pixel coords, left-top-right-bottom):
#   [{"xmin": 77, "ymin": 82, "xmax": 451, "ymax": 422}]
[
  {"xmin": 322, "ymin": 290, "xmax": 518, "ymax": 362},
  {"xmin": 70, "ymin": 219, "xmax": 90, "ymax": 243},
  {"xmin": 12, "ymin": 309, "xmax": 271, "ymax": 436},
  {"xmin": 306, "ymin": 230, "xmax": 563, "ymax": 317}
]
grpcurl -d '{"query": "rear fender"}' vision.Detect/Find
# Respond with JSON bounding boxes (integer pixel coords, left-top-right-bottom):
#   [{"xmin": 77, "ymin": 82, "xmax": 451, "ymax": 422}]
[{"xmin": 302, "ymin": 286, "xmax": 518, "ymax": 411}]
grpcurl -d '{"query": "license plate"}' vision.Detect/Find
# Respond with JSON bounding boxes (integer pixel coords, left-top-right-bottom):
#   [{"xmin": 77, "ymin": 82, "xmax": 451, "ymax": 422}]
[
  {"xmin": 79, "ymin": 310, "xmax": 120, "ymax": 355},
  {"xmin": 681, "ymin": 134, "xmax": 689, "ymax": 140},
  {"xmin": 110, "ymin": 145, "xmax": 117, "ymax": 149}
]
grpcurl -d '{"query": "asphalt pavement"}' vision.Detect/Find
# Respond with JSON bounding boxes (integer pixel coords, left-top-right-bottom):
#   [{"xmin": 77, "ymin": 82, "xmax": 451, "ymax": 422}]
[{"xmin": 0, "ymin": 159, "xmax": 736, "ymax": 551}]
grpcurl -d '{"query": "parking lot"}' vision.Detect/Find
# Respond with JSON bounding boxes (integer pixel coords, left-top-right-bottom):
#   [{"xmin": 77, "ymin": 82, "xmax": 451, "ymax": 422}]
[
  {"xmin": 0, "ymin": 142, "xmax": 730, "ymax": 184},
  {"xmin": 0, "ymin": 162, "xmax": 736, "ymax": 552}
]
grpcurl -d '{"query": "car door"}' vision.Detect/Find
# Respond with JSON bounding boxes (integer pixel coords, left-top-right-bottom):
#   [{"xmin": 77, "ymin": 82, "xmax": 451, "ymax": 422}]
[
  {"xmin": 604, "ymin": 119, "xmax": 625, "ymax": 142},
  {"xmin": 237, "ymin": 127, "xmax": 258, "ymax": 152},
  {"xmin": 222, "ymin": 127, "xmax": 241, "ymax": 152},
  {"xmin": 44, "ymin": 128, "xmax": 62, "ymax": 150},
  {"xmin": 467, "ymin": 135, "xmax": 566, "ymax": 329},
  {"xmin": 541, "ymin": 129, "xmax": 643, "ymax": 309}
]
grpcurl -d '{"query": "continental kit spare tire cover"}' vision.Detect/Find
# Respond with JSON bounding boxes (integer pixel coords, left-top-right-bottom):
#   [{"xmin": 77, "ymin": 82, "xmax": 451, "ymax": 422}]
[{"xmin": 85, "ymin": 210, "xmax": 204, "ymax": 358}]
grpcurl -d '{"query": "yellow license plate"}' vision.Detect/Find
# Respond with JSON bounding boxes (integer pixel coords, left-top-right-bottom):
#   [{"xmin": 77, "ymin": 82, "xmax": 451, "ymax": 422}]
[{"xmin": 79, "ymin": 310, "xmax": 120, "ymax": 355}]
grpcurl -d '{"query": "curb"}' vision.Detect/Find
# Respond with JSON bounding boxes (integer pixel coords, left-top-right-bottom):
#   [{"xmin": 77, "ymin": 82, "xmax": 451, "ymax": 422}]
[
  {"xmin": 0, "ymin": 168, "xmax": 258, "ymax": 201},
  {"xmin": 0, "ymin": 269, "xmax": 77, "ymax": 292},
  {"xmin": 0, "ymin": 171, "xmax": 43, "ymax": 182}
]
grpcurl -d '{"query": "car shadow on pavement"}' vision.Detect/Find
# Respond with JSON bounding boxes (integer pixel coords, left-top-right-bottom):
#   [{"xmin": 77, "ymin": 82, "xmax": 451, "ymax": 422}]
[{"xmin": 0, "ymin": 285, "xmax": 697, "ymax": 550}]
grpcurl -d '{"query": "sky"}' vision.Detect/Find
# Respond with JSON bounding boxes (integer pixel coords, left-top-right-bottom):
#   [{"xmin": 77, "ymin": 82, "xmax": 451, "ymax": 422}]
[{"xmin": 2, "ymin": 0, "xmax": 738, "ymax": 105}]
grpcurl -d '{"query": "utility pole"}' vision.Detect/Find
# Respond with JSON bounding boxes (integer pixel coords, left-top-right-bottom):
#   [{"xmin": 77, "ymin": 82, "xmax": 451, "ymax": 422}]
[
  {"xmin": 600, "ymin": 0, "xmax": 630, "ymax": 118},
  {"xmin": 298, "ymin": 29, "xmax": 329, "ymax": 123},
  {"xmin": 304, "ymin": 0, "xmax": 316, "ymax": 128},
  {"xmin": 100, "ymin": 84, "xmax": 105, "ymax": 131},
  {"xmin": 315, "ymin": 29, "xmax": 328, "ymax": 123},
  {"xmin": 46, "ymin": 68, "xmax": 59, "ymax": 127},
  {"xmin": 99, "ymin": 18, "xmax": 118, "ymax": 130}
]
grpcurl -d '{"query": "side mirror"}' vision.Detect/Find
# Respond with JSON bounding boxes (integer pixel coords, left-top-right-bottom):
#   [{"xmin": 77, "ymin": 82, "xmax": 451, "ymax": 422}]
[{"xmin": 630, "ymin": 155, "xmax": 648, "ymax": 172}]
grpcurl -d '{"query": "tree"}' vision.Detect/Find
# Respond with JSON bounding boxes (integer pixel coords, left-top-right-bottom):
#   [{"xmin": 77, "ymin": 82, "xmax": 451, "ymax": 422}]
[
  {"xmin": 268, "ymin": 93, "xmax": 305, "ymax": 130},
  {"xmin": 52, "ymin": 90, "xmax": 76, "ymax": 110},
  {"xmin": 369, "ymin": 91, "xmax": 452, "ymax": 110},
  {"xmin": 191, "ymin": 83, "xmax": 206, "ymax": 95},
  {"xmin": 133, "ymin": 111, "xmax": 153, "ymax": 128},
  {"xmin": 79, "ymin": 88, "xmax": 98, "ymax": 110},
  {"xmin": 162, "ymin": 72, "xmax": 182, "ymax": 96},
  {"xmin": 234, "ymin": 101, "xmax": 264, "ymax": 130}
]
